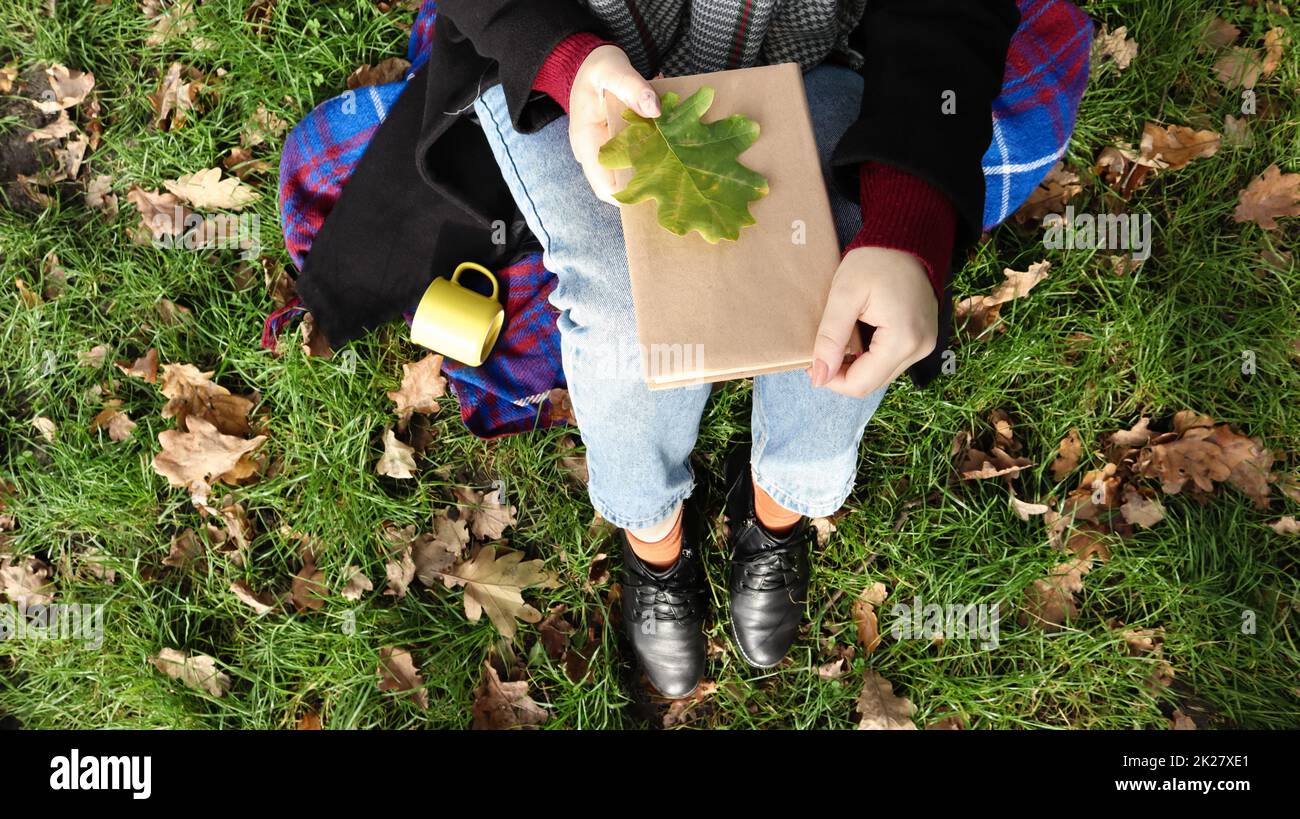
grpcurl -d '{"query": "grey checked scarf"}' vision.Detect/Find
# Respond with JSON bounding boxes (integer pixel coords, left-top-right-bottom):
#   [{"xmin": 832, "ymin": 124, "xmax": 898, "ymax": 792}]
[{"xmin": 575, "ymin": 0, "xmax": 868, "ymax": 77}]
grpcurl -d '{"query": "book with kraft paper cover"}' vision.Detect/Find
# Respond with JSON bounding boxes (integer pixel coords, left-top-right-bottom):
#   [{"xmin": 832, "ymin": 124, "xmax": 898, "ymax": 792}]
[{"xmin": 603, "ymin": 62, "xmax": 855, "ymax": 389}]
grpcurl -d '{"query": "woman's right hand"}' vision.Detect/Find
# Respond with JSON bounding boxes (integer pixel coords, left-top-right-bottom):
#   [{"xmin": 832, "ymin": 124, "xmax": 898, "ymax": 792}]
[{"xmin": 567, "ymin": 44, "xmax": 660, "ymax": 204}]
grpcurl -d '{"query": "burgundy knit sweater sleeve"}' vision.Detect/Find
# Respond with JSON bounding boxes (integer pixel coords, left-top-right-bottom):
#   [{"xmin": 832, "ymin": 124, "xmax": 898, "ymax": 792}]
[{"xmin": 532, "ymin": 33, "xmax": 955, "ymax": 300}]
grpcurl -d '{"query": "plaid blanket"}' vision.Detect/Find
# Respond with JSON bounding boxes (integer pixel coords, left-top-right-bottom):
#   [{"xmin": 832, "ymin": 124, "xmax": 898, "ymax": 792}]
[{"xmin": 275, "ymin": 0, "xmax": 1090, "ymax": 438}]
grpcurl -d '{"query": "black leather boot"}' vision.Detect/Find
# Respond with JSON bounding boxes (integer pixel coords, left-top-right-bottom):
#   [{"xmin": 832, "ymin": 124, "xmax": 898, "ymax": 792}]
[
  {"xmin": 724, "ymin": 444, "xmax": 812, "ymax": 668},
  {"xmin": 618, "ymin": 499, "xmax": 708, "ymax": 698}
]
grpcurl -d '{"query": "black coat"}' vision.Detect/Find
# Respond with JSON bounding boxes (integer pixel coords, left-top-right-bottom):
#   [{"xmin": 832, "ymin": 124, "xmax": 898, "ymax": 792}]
[{"xmin": 296, "ymin": 0, "xmax": 1020, "ymax": 387}]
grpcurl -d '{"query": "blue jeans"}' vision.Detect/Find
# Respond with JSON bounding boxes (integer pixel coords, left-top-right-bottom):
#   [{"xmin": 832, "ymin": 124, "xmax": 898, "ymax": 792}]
[{"xmin": 474, "ymin": 65, "xmax": 886, "ymax": 530}]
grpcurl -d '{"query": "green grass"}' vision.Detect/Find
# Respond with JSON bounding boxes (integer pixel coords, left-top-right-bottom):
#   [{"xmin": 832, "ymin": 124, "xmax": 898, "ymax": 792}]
[{"xmin": 2, "ymin": 0, "xmax": 1298, "ymax": 729}]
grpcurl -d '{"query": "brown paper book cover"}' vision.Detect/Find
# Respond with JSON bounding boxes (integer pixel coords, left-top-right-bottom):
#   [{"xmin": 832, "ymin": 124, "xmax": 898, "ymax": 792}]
[{"xmin": 604, "ymin": 62, "xmax": 846, "ymax": 390}]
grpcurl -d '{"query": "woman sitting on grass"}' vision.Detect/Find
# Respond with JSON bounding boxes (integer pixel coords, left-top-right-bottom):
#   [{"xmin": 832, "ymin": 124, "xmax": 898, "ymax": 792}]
[{"xmin": 299, "ymin": 0, "xmax": 1089, "ymax": 698}]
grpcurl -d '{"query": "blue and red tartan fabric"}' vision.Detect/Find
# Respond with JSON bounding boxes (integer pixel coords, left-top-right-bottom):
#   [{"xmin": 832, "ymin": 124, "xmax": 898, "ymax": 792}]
[{"xmin": 275, "ymin": 0, "xmax": 1090, "ymax": 438}]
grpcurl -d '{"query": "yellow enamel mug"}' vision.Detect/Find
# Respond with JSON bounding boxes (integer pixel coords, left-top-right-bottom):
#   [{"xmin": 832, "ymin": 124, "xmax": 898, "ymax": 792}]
[{"xmin": 411, "ymin": 262, "xmax": 505, "ymax": 367}]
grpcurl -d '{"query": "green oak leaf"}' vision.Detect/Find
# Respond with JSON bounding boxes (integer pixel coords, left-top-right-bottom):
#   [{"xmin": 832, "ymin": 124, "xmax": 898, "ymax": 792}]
[{"xmin": 598, "ymin": 86, "xmax": 769, "ymax": 243}]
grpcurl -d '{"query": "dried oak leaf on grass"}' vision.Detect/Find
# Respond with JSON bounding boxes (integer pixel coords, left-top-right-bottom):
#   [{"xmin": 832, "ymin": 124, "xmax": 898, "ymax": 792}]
[
  {"xmin": 151, "ymin": 647, "xmax": 231, "ymax": 697},
  {"xmin": 1233, "ymin": 164, "xmax": 1300, "ymax": 230},
  {"xmin": 0, "ymin": 553, "xmax": 56, "ymax": 606},
  {"xmin": 1095, "ymin": 123, "xmax": 1220, "ymax": 199},
  {"xmin": 954, "ymin": 261, "xmax": 1050, "ymax": 339},
  {"xmin": 856, "ymin": 670, "xmax": 917, "ymax": 730},
  {"xmin": 1011, "ymin": 161, "xmax": 1081, "ymax": 225},
  {"xmin": 539, "ymin": 604, "xmax": 597, "ymax": 684},
  {"xmin": 151, "ymin": 416, "xmax": 266, "ymax": 510},
  {"xmin": 453, "ymin": 486, "xmax": 518, "ymax": 541},
  {"xmin": 347, "ymin": 58, "xmax": 411, "ymax": 89},
  {"xmin": 159, "ymin": 363, "xmax": 254, "ymax": 437},
  {"xmin": 387, "ymin": 353, "xmax": 446, "ymax": 425},
  {"xmin": 1091, "ymin": 25, "xmax": 1138, "ymax": 74},
  {"xmin": 471, "ymin": 660, "xmax": 548, "ymax": 729},
  {"xmin": 438, "ymin": 544, "xmax": 558, "ymax": 642},
  {"xmin": 851, "ymin": 582, "xmax": 888, "ymax": 655},
  {"xmin": 377, "ymin": 646, "xmax": 428, "ymax": 710}
]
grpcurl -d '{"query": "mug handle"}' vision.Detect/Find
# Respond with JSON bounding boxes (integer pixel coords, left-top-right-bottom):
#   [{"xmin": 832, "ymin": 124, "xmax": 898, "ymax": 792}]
[{"xmin": 450, "ymin": 262, "xmax": 500, "ymax": 301}]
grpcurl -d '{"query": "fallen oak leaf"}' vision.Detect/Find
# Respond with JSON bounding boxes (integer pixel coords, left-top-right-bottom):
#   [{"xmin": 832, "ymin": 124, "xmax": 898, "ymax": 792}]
[
  {"xmin": 150, "ymin": 647, "xmax": 231, "ymax": 697},
  {"xmin": 159, "ymin": 363, "xmax": 253, "ymax": 437},
  {"xmin": 89, "ymin": 403, "xmax": 137, "ymax": 442},
  {"xmin": 387, "ymin": 353, "xmax": 445, "ymax": 423},
  {"xmin": 1140, "ymin": 122, "xmax": 1220, "ymax": 171},
  {"xmin": 377, "ymin": 646, "xmax": 427, "ymax": 710},
  {"xmin": 471, "ymin": 660, "xmax": 548, "ymax": 729},
  {"xmin": 1051, "ymin": 428, "xmax": 1084, "ymax": 482},
  {"xmin": 1268, "ymin": 516, "xmax": 1299, "ymax": 535},
  {"xmin": 954, "ymin": 261, "xmax": 1051, "ymax": 337},
  {"xmin": 856, "ymin": 670, "xmax": 917, "ymax": 730},
  {"xmin": 1233, "ymin": 164, "xmax": 1300, "ymax": 230},
  {"xmin": 439, "ymin": 544, "xmax": 557, "ymax": 641},
  {"xmin": 376, "ymin": 429, "xmax": 417, "ymax": 479},
  {"xmin": 453, "ymin": 486, "xmax": 518, "ymax": 541},
  {"xmin": 33, "ymin": 64, "xmax": 94, "ymax": 113},
  {"xmin": 151, "ymin": 416, "xmax": 266, "ymax": 508},
  {"xmin": 341, "ymin": 565, "xmax": 373, "ymax": 601},
  {"xmin": 230, "ymin": 579, "xmax": 280, "ymax": 615},
  {"xmin": 163, "ymin": 167, "xmax": 260, "ymax": 211},
  {"xmin": 116, "ymin": 348, "xmax": 159, "ymax": 383},
  {"xmin": 0, "ymin": 554, "xmax": 56, "ymax": 605},
  {"xmin": 1091, "ymin": 25, "xmax": 1137, "ymax": 73},
  {"xmin": 346, "ymin": 57, "xmax": 411, "ymax": 89}
]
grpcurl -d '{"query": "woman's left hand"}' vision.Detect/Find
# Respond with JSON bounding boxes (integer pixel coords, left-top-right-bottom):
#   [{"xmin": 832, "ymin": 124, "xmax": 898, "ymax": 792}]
[{"xmin": 809, "ymin": 246, "xmax": 939, "ymax": 398}]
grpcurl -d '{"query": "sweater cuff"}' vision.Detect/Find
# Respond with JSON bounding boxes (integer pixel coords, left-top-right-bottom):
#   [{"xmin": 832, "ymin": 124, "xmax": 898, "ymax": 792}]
[
  {"xmin": 844, "ymin": 161, "xmax": 956, "ymax": 302},
  {"xmin": 531, "ymin": 32, "xmax": 613, "ymax": 115}
]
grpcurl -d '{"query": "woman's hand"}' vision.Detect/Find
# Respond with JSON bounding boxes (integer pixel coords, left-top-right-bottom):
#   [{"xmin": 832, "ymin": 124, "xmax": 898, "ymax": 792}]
[
  {"xmin": 568, "ymin": 45, "xmax": 659, "ymax": 204},
  {"xmin": 810, "ymin": 246, "xmax": 939, "ymax": 398}
]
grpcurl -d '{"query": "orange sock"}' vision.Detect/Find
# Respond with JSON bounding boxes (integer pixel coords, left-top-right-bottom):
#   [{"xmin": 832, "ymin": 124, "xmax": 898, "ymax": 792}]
[
  {"xmin": 753, "ymin": 475, "xmax": 802, "ymax": 535},
  {"xmin": 625, "ymin": 507, "xmax": 684, "ymax": 569}
]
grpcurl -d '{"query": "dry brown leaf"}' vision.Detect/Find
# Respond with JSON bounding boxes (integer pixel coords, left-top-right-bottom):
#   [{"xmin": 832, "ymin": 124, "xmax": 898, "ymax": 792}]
[
  {"xmin": 1233, "ymin": 164, "xmax": 1300, "ymax": 230},
  {"xmin": 413, "ymin": 513, "xmax": 468, "ymax": 586},
  {"xmin": 453, "ymin": 486, "xmax": 518, "ymax": 541},
  {"xmin": 377, "ymin": 646, "xmax": 427, "ymax": 709},
  {"xmin": 1262, "ymin": 27, "xmax": 1287, "ymax": 75},
  {"xmin": 151, "ymin": 647, "xmax": 231, "ymax": 697},
  {"xmin": 163, "ymin": 528, "xmax": 205, "ymax": 569},
  {"xmin": 1214, "ymin": 46, "xmax": 1263, "ymax": 89},
  {"xmin": 1120, "ymin": 485, "xmax": 1166, "ymax": 529},
  {"xmin": 151, "ymin": 416, "xmax": 266, "ymax": 507},
  {"xmin": 1140, "ymin": 122, "xmax": 1220, "ymax": 170},
  {"xmin": 381, "ymin": 523, "xmax": 417, "ymax": 599},
  {"xmin": 1012, "ymin": 161, "xmax": 1081, "ymax": 224},
  {"xmin": 0, "ymin": 554, "xmax": 56, "ymax": 605},
  {"xmin": 1110, "ymin": 417, "xmax": 1153, "ymax": 447},
  {"xmin": 1010, "ymin": 493, "xmax": 1051, "ymax": 521},
  {"xmin": 25, "ymin": 110, "xmax": 78, "ymax": 142},
  {"xmin": 439, "ymin": 544, "xmax": 556, "ymax": 641},
  {"xmin": 34, "ymin": 64, "xmax": 94, "ymax": 113},
  {"xmin": 159, "ymin": 363, "xmax": 253, "ymax": 437},
  {"xmin": 31, "ymin": 416, "xmax": 56, "ymax": 442},
  {"xmin": 1267, "ymin": 516, "xmax": 1299, "ymax": 535},
  {"xmin": 954, "ymin": 262, "xmax": 1050, "ymax": 337},
  {"xmin": 852, "ymin": 581, "xmax": 887, "ymax": 654},
  {"xmin": 471, "ymin": 661, "xmax": 548, "ymax": 729},
  {"xmin": 1020, "ymin": 556, "xmax": 1093, "ymax": 631},
  {"xmin": 143, "ymin": 0, "xmax": 198, "ymax": 47},
  {"xmin": 241, "ymin": 103, "xmax": 289, "ymax": 148},
  {"xmin": 116, "ymin": 348, "xmax": 159, "ymax": 383},
  {"xmin": 126, "ymin": 186, "xmax": 190, "ymax": 244},
  {"xmin": 855, "ymin": 670, "xmax": 917, "ymax": 730},
  {"xmin": 230, "ymin": 580, "xmax": 279, "ymax": 615},
  {"xmin": 291, "ymin": 561, "xmax": 327, "ymax": 611},
  {"xmin": 376, "ymin": 429, "xmax": 416, "ymax": 479},
  {"xmin": 1091, "ymin": 25, "xmax": 1137, "ymax": 73},
  {"xmin": 163, "ymin": 167, "xmax": 260, "ymax": 211},
  {"xmin": 341, "ymin": 565, "xmax": 374, "ymax": 600},
  {"xmin": 958, "ymin": 447, "xmax": 1033, "ymax": 480},
  {"xmin": 147, "ymin": 61, "xmax": 200, "ymax": 130},
  {"xmin": 1050, "ymin": 428, "xmax": 1084, "ymax": 482},
  {"xmin": 558, "ymin": 434, "xmax": 588, "ymax": 484},
  {"xmin": 1201, "ymin": 17, "xmax": 1240, "ymax": 50},
  {"xmin": 346, "ymin": 57, "xmax": 411, "ymax": 89},
  {"xmin": 90, "ymin": 404, "xmax": 137, "ymax": 442},
  {"xmin": 387, "ymin": 353, "xmax": 446, "ymax": 422}
]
